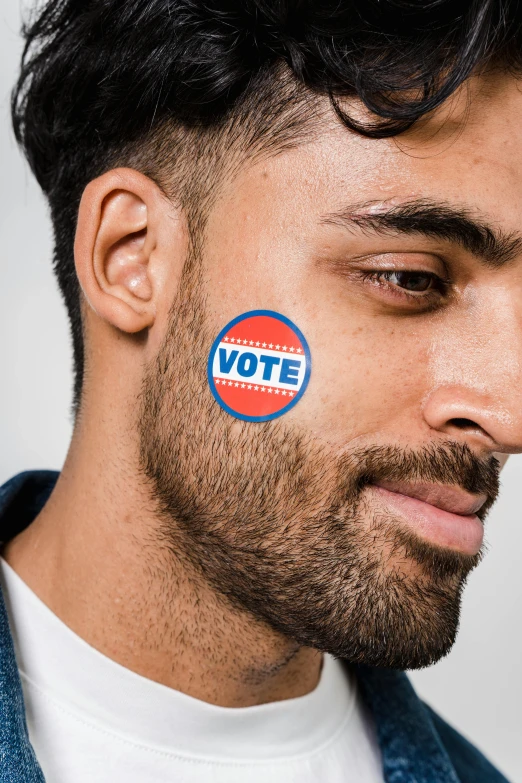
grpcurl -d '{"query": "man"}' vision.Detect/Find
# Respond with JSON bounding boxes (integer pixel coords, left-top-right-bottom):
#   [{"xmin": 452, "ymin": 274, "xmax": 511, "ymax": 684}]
[{"xmin": 1, "ymin": 0, "xmax": 520, "ymax": 780}]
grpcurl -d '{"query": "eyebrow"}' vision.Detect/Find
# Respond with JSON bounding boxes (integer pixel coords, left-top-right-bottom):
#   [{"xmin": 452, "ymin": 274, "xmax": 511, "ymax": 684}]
[{"xmin": 321, "ymin": 199, "xmax": 522, "ymax": 267}]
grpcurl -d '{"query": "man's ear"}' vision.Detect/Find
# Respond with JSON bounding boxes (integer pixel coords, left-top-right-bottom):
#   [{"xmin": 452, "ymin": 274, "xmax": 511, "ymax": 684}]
[{"xmin": 75, "ymin": 168, "xmax": 183, "ymax": 334}]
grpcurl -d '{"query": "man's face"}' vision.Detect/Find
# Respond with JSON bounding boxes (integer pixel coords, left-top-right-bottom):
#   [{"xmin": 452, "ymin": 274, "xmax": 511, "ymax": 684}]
[{"xmin": 139, "ymin": 73, "xmax": 522, "ymax": 667}]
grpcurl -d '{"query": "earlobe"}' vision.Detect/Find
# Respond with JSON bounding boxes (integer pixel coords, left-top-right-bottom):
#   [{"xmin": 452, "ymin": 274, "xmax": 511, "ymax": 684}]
[{"xmin": 74, "ymin": 169, "xmax": 169, "ymax": 334}]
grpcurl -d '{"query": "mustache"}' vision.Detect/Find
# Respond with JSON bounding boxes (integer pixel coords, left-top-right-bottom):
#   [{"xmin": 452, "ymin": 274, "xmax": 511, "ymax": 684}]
[{"xmin": 339, "ymin": 440, "xmax": 500, "ymax": 520}]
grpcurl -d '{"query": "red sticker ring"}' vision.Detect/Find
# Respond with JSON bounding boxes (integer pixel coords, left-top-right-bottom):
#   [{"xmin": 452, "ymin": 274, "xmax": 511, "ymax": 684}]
[{"xmin": 207, "ymin": 310, "xmax": 311, "ymax": 422}]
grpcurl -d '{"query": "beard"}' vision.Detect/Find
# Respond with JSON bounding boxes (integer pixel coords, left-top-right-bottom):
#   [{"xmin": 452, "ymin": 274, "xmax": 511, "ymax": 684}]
[{"xmin": 138, "ymin": 257, "xmax": 500, "ymax": 670}]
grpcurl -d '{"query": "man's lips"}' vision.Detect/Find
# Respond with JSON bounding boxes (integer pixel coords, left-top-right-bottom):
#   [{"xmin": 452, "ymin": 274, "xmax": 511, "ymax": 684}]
[
  {"xmin": 369, "ymin": 480, "xmax": 487, "ymax": 555},
  {"xmin": 373, "ymin": 480, "xmax": 487, "ymax": 516}
]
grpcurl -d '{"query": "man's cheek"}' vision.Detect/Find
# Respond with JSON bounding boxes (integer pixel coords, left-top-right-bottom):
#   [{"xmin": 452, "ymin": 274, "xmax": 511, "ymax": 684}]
[{"xmin": 296, "ymin": 328, "xmax": 429, "ymax": 445}]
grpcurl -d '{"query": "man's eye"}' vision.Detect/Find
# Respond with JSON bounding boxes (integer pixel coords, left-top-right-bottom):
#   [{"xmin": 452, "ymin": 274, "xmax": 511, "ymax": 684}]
[
  {"xmin": 356, "ymin": 267, "xmax": 452, "ymax": 309},
  {"xmin": 381, "ymin": 271, "xmax": 436, "ymax": 292},
  {"xmin": 362, "ymin": 269, "xmax": 449, "ymax": 297}
]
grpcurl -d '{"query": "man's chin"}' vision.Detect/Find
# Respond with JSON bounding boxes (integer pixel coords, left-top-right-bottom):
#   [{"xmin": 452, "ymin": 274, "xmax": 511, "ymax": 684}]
[
  {"xmin": 345, "ymin": 629, "xmax": 459, "ymax": 671},
  {"xmin": 316, "ymin": 573, "xmax": 464, "ymax": 670},
  {"xmin": 277, "ymin": 519, "xmax": 474, "ymax": 670}
]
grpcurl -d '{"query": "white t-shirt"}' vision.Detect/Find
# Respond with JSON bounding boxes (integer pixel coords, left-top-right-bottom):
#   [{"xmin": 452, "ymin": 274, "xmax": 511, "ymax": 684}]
[{"xmin": 0, "ymin": 558, "xmax": 383, "ymax": 783}]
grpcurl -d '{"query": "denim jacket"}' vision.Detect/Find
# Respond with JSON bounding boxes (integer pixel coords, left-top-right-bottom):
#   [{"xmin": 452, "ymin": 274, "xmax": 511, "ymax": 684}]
[{"xmin": 0, "ymin": 471, "xmax": 511, "ymax": 783}]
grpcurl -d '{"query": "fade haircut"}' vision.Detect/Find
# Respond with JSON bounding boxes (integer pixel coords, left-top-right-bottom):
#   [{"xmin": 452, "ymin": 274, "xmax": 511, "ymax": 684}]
[{"xmin": 11, "ymin": 0, "xmax": 522, "ymax": 410}]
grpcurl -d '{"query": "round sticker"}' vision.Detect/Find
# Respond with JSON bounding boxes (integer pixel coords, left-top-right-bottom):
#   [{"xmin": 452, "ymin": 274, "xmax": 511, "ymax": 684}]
[{"xmin": 207, "ymin": 310, "xmax": 311, "ymax": 422}]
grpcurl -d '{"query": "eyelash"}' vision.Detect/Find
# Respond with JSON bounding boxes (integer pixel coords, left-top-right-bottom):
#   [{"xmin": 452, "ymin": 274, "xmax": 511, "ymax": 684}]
[{"xmin": 360, "ymin": 270, "xmax": 451, "ymax": 304}]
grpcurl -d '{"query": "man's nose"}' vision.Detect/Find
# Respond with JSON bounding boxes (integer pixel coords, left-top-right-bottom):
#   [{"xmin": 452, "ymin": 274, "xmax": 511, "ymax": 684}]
[
  {"xmin": 422, "ymin": 384, "xmax": 522, "ymax": 454},
  {"xmin": 422, "ymin": 292, "xmax": 522, "ymax": 454}
]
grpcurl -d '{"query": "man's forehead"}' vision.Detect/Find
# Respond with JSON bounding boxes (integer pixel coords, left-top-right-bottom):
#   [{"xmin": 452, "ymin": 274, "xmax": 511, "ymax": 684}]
[{"xmin": 227, "ymin": 72, "xmax": 522, "ymax": 240}]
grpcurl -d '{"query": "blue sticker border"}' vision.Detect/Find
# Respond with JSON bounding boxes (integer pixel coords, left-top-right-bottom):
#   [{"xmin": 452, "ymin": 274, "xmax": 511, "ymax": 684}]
[{"xmin": 207, "ymin": 309, "xmax": 312, "ymax": 423}]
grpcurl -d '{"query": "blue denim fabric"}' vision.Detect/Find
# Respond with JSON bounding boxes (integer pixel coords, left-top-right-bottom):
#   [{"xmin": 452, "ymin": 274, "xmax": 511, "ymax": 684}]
[{"xmin": 0, "ymin": 471, "xmax": 511, "ymax": 782}]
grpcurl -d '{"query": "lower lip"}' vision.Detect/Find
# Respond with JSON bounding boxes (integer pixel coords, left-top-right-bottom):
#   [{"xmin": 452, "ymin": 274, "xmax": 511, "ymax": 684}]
[{"xmin": 370, "ymin": 485, "xmax": 484, "ymax": 555}]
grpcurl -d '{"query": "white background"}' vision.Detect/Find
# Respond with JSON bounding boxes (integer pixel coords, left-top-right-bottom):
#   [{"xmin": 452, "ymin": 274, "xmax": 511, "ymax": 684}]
[{"xmin": 1, "ymin": 2, "xmax": 521, "ymax": 780}]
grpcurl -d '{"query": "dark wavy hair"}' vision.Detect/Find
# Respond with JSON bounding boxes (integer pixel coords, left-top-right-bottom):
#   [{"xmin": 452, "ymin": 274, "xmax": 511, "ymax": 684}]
[{"xmin": 11, "ymin": 0, "xmax": 522, "ymax": 409}]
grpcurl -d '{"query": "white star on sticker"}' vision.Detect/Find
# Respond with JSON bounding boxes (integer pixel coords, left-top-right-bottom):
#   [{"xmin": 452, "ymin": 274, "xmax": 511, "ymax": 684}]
[
  {"xmin": 289, "ymin": 391, "xmax": 294, "ymax": 396},
  {"xmin": 228, "ymin": 381, "xmax": 233, "ymax": 386},
  {"xmin": 229, "ymin": 338, "xmax": 235, "ymax": 343},
  {"xmin": 243, "ymin": 339, "xmax": 248, "ymax": 345},
  {"xmin": 234, "ymin": 382, "xmax": 239, "ymax": 387},
  {"xmin": 275, "ymin": 344, "xmax": 280, "ymax": 350},
  {"xmin": 289, "ymin": 347, "xmax": 295, "ymax": 352},
  {"xmin": 241, "ymin": 383, "xmax": 246, "ymax": 388},
  {"xmin": 255, "ymin": 341, "xmax": 260, "ymax": 347},
  {"xmin": 296, "ymin": 348, "xmax": 302, "ymax": 353},
  {"xmin": 282, "ymin": 345, "xmax": 287, "ymax": 351},
  {"xmin": 215, "ymin": 379, "xmax": 220, "ymax": 384},
  {"xmin": 247, "ymin": 385, "xmax": 252, "ymax": 389},
  {"xmin": 268, "ymin": 388, "xmax": 273, "ymax": 393},
  {"xmin": 262, "ymin": 342, "xmax": 267, "ymax": 348},
  {"xmin": 274, "ymin": 389, "xmax": 280, "ymax": 394},
  {"xmin": 249, "ymin": 340, "xmax": 254, "ymax": 346},
  {"xmin": 282, "ymin": 390, "xmax": 287, "ymax": 396},
  {"xmin": 268, "ymin": 343, "xmax": 274, "ymax": 349},
  {"xmin": 261, "ymin": 387, "xmax": 266, "ymax": 392},
  {"xmin": 224, "ymin": 337, "xmax": 229, "ymax": 342}
]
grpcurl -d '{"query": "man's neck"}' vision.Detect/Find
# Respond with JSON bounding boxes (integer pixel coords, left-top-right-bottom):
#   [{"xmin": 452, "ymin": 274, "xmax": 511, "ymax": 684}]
[{"xmin": 2, "ymin": 429, "xmax": 322, "ymax": 708}]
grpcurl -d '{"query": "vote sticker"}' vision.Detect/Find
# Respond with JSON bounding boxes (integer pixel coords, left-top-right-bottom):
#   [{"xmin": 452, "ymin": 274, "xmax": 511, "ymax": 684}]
[{"xmin": 207, "ymin": 310, "xmax": 311, "ymax": 422}]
